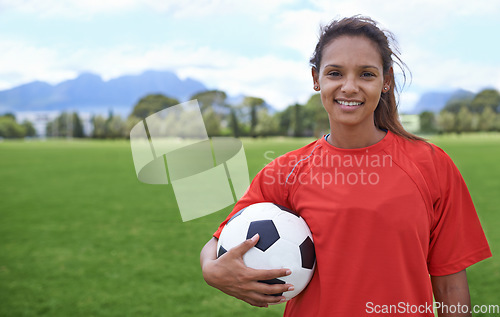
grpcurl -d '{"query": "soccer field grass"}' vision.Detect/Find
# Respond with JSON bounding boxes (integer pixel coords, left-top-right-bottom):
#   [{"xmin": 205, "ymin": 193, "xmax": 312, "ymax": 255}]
[{"xmin": 0, "ymin": 134, "xmax": 499, "ymax": 317}]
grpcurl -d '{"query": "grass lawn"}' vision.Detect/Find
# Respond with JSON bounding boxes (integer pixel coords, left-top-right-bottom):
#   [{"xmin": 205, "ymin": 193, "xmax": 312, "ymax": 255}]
[{"xmin": 0, "ymin": 134, "xmax": 498, "ymax": 316}]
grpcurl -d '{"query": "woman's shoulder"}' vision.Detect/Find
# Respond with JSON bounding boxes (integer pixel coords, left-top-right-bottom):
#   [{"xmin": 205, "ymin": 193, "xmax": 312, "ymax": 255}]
[{"xmin": 391, "ymin": 133, "xmax": 457, "ymax": 173}]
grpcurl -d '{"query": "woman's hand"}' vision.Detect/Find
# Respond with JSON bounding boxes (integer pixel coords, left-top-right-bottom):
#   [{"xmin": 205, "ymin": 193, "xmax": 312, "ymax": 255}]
[{"xmin": 200, "ymin": 234, "xmax": 294, "ymax": 307}]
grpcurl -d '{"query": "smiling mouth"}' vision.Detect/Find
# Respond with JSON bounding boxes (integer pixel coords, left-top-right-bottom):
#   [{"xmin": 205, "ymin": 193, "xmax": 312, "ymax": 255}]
[{"xmin": 336, "ymin": 100, "xmax": 364, "ymax": 106}]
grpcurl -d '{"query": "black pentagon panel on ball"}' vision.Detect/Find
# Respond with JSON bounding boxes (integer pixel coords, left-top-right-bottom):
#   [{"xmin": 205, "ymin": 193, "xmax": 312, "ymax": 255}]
[
  {"xmin": 258, "ymin": 278, "xmax": 285, "ymax": 296},
  {"xmin": 299, "ymin": 236, "xmax": 316, "ymax": 269},
  {"xmin": 217, "ymin": 245, "xmax": 227, "ymax": 258},
  {"xmin": 227, "ymin": 207, "xmax": 246, "ymax": 224},
  {"xmin": 246, "ymin": 220, "xmax": 280, "ymax": 251},
  {"xmin": 276, "ymin": 204, "xmax": 299, "ymax": 217}
]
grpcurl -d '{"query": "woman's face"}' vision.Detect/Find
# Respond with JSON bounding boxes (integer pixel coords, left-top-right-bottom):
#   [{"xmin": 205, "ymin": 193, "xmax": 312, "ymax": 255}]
[{"xmin": 312, "ymin": 35, "xmax": 390, "ymax": 130}]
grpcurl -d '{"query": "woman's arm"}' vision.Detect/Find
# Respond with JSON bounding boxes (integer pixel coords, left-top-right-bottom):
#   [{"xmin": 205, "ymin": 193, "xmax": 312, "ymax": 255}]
[
  {"xmin": 431, "ymin": 269, "xmax": 471, "ymax": 317},
  {"xmin": 200, "ymin": 235, "xmax": 293, "ymax": 308}
]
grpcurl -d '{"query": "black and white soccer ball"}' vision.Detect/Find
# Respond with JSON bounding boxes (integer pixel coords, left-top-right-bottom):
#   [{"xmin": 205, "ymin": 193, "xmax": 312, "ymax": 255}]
[{"xmin": 217, "ymin": 202, "xmax": 316, "ymax": 301}]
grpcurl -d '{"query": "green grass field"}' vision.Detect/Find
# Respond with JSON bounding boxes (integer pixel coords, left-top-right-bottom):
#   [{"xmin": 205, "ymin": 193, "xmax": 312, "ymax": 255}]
[{"xmin": 1, "ymin": 134, "xmax": 499, "ymax": 317}]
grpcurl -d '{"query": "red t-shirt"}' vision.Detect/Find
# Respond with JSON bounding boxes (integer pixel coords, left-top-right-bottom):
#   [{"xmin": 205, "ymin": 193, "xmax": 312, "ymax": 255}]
[{"xmin": 213, "ymin": 131, "xmax": 491, "ymax": 317}]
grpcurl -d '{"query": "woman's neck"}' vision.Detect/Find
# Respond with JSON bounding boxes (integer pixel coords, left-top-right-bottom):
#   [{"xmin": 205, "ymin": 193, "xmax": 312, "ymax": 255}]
[{"xmin": 327, "ymin": 124, "xmax": 386, "ymax": 149}]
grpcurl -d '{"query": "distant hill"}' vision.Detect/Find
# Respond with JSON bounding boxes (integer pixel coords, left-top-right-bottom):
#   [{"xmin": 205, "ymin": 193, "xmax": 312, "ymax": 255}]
[
  {"xmin": 0, "ymin": 70, "xmax": 206, "ymax": 115},
  {"xmin": 410, "ymin": 89, "xmax": 474, "ymax": 114}
]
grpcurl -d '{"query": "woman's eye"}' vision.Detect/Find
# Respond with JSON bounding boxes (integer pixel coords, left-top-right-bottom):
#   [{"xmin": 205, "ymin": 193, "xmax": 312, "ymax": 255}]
[
  {"xmin": 328, "ymin": 71, "xmax": 341, "ymax": 77},
  {"xmin": 362, "ymin": 72, "xmax": 375, "ymax": 78}
]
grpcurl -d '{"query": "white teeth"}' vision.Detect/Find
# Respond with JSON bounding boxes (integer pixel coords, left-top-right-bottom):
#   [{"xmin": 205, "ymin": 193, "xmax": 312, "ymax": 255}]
[{"xmin": 337, "ymin": 100, "xmax": 362, "ymax": 106}]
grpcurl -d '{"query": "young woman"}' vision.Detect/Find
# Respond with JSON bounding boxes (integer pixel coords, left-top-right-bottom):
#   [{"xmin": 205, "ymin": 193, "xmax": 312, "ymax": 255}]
[{"xmin": 200, "ymin": 16, "xmax": 491, "ymax": 317}]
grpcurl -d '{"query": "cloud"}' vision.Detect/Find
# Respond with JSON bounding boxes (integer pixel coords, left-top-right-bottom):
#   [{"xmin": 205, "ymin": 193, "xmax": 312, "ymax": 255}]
[
  {"xmin": 310, "ymin": 0, "xmax": 500, "ymax": 33},
  {"xmin": 145, "ymin": 0, "xmax": 297, "ymax": 19},
  {"xmin": 398, "ymin": 91, "xmax": 420, "ymax": 113},
  {"xmin": 0, "ymin": 39, "xmax": 77, "ymax": 89},
  {"xmin": 0, "ymin": 38, "xmax": 311, "ymax": 109},
  {"xmin": 74, "ymin": 43, "xmax": 312, "ymax": 110},
  {"xmin": 0, "ymin": 0, "xmax": 139, "ymax": 18},
  {"xmin": 0, "ymin": 0, "xmax": 296, "ymax": 19},
  {"xmin": 1, "ymin": 0, "xmax": 499, "ymax": 112},
  {"xmin": 274, "ymin": 9, "xmax": 326, "ymax": 60}
]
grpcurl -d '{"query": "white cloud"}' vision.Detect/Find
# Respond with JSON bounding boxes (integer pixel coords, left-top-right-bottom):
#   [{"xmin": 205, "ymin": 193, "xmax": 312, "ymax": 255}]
[
  {"xmin": 145, "ymin": 0, "xmax": 297, "ymax": 19},
  {"xmin": 0, "ymin": 0, "xmax": 139, "ymax": 18},
  {"xmin": 398, "ymin": 91, "xmax": 420, "ymax": 113},
  {"xmin": 310, "ymin": 0, "xmax": 500, "ymax": 32},
  {"xmin": 0, "ymin": 39, "xmax": 77, "ymax": 88},
  {"xmin": 1, "ymin": 0, "xmax": 499, "ymax": 112},
  {"xmin": 0, "ymin": 38, "xmax": 311, "ymax": 109},
  {"xmin": 274, "ymin": 9, "xmax": 326, "ymax": 60},
  {"xmin": 399, "ymin": 41, "xmax": 500, "ymax": 93},
  {"xmin": 0, "ymin": 0, "xmax": 297, "ymax": 19}
]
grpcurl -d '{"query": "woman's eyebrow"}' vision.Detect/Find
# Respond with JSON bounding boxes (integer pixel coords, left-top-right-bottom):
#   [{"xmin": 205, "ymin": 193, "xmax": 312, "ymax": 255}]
[{"xmin": 323, "ymin": 64, "xmax": 380, "ymax": 70}]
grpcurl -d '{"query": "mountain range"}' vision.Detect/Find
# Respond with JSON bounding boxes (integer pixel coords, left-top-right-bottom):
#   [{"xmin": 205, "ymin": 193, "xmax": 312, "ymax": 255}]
[
  {"xmin": 0, "ymin": 70, "xmax": 474, "ymax": 116},
  {"xmin": 409, "ymin": 89, "xmax": 474, "ymax": 114},
  {"xmin": 0, "ymin": 70, "xmax": 206, "ymax": 116}
]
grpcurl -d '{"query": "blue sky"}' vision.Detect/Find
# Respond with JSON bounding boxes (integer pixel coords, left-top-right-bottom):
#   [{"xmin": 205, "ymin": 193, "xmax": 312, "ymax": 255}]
[{"xmin": 0, "ymin": 0, "xmax": 499, "ymax": 112}]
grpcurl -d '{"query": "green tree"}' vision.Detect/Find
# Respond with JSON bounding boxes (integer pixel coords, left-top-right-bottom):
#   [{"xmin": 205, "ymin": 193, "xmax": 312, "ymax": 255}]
[
  {"xmin": 255, "ymin": 109, "xmax": 279, "ymax": 136},
  {"xmin": 59, "ymin": 112, "xmax": 70, "ymax": 137},
  {"xmin": 0, "ymin": 116, "xmax": 26, "ymax": 138},
  {"xmin": 276, "ymin": 106, "xmax": 293, "ymax": 136},
  {"xmin": 292, "ymin": 103, "xmax": 304, "ymax": 137},
  {"xmin": 55, "ymin": 112, "xmax": 71, "ymax": 137},
  {"xmin": 470, "ymin": 89, "xmax": 500, "ymax": 114},
  {"xmin": 125, "ymin": 116, "xmax": 141, "ymax": 138},
  {"xmin": 92, "ymin": 115, "xmax": 107, "ymax": 138},
  {"xmin": 443, "ymin": 99, "xmax": 471, "ymax": 114},
  {"xmin": 45, "ymin": 112, "xmax": 84, "ymax": 138},
  {"xmin": 437, "ymin": 110, "xmax": 456, "ymax": 133},
  {"xmin": 72, "ymin": 113, "xmax": 84, "ymax": 138},
  {"xmin": 130, "ymin": 94, "xmax": 180, "ymax": 120},
  {"xmin": 106, "ymin": 115, "xmax": 126, "ymax": 138},
  {"xmin": 304, "ymin": 94, "xmax": 329, "ymax": 138},
  {"xmin": 2, "ymin": 113, "xmax": 16, "ymax": 120},
  {"xmin": 229, "ymin": 108, "xmax": 240, "ymax": 138},
  {"xmin": 191, "ymin": 90, "xmax": 229, "ymax": 136},
  {"xmin": 46, "ymin": 120, "xmax": 56, "ymax": 137},
  {"xmin": 22, "ymin": 120, "xmax": 37, "ymax": 137},
  {"xmin": 494, "ymin": 112, "xmax": 500, "ymax": 131},
  {"xmin": 419, "ymin": 111, "xmax": 437, "ymax": 133},
  {"xmin": 191, "ymin": 90, "xmax": 228, "ymax": 113},
  {"xmin": 455, "ymin": 107, "xmax": 474, "ymax": 133},
  {"xmin": 202, "ymin": 107, "xmax": 221, "ymax": 136},
  {"xmin": 478, "ymin": 107, "xmax": 496, "ymax": 131},
  {"xmin": 243, "ymin": 97, "xmax": 265, "ymax": 138}
]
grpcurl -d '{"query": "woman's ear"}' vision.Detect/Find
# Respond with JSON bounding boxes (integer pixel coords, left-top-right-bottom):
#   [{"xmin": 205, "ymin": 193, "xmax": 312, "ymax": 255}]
[
  {"xmin": 383, "ymin": 67, "xmax": 393, "ymax": 92},
  {"xmin": 312, "ymin": 67, "xmax": 320, "ymax": 91}
]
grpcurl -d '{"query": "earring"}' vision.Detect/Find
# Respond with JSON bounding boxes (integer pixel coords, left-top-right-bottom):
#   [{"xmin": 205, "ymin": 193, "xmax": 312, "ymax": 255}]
[{"xmin": 314, "ymin": 86, "xmax": 319, "ymax": 90}]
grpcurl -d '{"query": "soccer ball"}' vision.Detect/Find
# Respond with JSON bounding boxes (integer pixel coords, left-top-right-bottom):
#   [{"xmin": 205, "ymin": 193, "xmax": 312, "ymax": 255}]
[{"xmin": 217, "ymin": 202, "xmax": 316, "ymax": 301}]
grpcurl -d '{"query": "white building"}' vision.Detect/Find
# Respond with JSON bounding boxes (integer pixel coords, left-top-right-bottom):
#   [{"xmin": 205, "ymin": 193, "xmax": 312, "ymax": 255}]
[
  {"xmin": 15, "ymin": 111, "xmax": 94, "ymax": 137},
  {"xmin": 399, "ymin": 114, "xmax": 420, "ymax": 134}
]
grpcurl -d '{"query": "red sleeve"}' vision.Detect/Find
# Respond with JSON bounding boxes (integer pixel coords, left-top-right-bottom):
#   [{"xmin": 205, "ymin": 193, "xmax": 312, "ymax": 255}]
[
  {"xmin": 427, "ymin": 146, "xmax": 492, "ymax": 276},
  {"xmin": 213, "ymin": 156, "xmax": 293, "ymax": 239}
]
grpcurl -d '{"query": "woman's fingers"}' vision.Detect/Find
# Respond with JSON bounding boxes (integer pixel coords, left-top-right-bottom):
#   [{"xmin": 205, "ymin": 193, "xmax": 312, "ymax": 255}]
[
  {"xmin": 229, "ymin": 233, "xmax": 260, "ymax": 258},
  {"xmin": 239, "ymin": 291, "xmax": 287, "ymax": 307},
  {"xmin": 249, "ymin": 280, "xmax": 294, "ymax": 296},
  {"xmin": 205, "ymin": 234, "xmax": 295, "ymax": 307}
]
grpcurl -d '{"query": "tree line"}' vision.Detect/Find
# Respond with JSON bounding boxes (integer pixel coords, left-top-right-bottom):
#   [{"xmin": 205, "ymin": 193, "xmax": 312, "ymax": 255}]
[
  {"xmin": 420, "ymin": 89, "xmax": 500, "ymax": 133},
  {"xmin": 0, "ymin": 113, "xmax": 36, "ymax": 138},
  {"xmin": 124, "ymin": 91, "xmax": 330, "ymax": 139},
  {"xmin": 1, "ymin": 88, "xmax": 499, "ymax": 139},
  {"xmin": 41, "ymin": 90, "xmax": 331, "ymax": 139}
]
